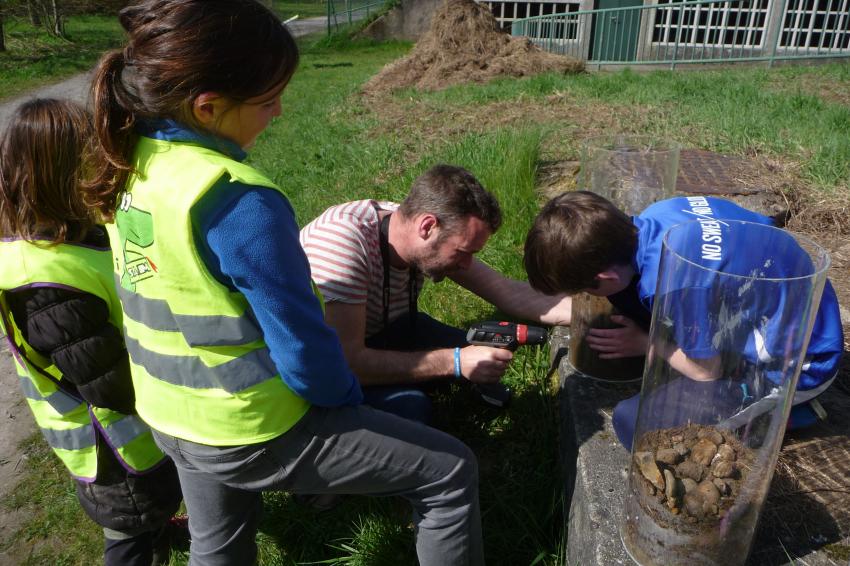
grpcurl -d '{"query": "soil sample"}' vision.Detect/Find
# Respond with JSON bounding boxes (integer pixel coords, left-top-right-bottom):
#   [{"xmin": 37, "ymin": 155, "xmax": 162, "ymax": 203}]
[
  {"xmin": 623, "ymin": 423, "xmax": 760, "ymax": 565},
  {"xmin": 569, "ymin": 293, "xmax": 644, "ymax": 381}
]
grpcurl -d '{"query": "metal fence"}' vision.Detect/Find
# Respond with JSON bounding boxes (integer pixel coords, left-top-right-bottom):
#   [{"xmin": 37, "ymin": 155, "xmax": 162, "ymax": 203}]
[
  {"xmin": 327, "ymin": 0, "xmax": 385, "ymax": 33},
  {"xmin": 509, "ymin": 0, "xmax": 850, "ymax": 68},
  {"xmin": 482, "ymin": 0, "xmax": 584, "ymax": 29}
]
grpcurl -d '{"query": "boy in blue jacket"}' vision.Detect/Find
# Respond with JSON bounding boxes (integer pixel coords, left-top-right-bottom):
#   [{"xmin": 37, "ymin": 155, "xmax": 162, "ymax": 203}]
[{"xmin": 523, "ymin": 191, "xmax": 844, "ymax": 450}]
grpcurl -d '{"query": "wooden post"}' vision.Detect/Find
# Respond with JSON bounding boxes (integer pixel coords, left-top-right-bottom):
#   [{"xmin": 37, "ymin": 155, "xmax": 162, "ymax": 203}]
[{"xmin": 569, "ymin": 293, "xmax": 644, "ymax": 380}]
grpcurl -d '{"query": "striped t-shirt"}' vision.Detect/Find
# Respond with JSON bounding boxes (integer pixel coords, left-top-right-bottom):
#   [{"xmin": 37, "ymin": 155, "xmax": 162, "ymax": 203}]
[{"xmin": 299, "ymin": 200, "xmax": 424, "ymax": 337}]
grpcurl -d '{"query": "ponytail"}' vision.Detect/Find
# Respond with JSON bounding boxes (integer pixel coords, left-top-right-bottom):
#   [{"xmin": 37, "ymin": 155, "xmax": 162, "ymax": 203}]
[
  {"xmin": 86, "ymin": 50, "xmax": 136, "ymax": 220},
  {"xmin": 85, "ymin": 0, "xmax": 299, "ymax": 221}
]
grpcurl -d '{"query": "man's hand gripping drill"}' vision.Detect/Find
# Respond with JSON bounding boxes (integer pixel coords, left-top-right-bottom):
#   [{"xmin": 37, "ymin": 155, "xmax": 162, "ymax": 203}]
[{"xmin": 463, "ymin": 321, "xmax": 548, "ymax": 408}]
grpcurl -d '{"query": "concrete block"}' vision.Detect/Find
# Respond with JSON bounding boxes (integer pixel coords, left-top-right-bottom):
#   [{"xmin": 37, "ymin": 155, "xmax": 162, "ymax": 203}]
[{"xmin": 558, "ymin": 356, "xmax": 639, "ymax": 565}]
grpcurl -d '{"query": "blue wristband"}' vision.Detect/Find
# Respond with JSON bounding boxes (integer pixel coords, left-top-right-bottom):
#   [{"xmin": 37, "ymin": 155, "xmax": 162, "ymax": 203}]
[{"xmin": 453, "ymin": 347, "xmax": 463, "ymax": 379}]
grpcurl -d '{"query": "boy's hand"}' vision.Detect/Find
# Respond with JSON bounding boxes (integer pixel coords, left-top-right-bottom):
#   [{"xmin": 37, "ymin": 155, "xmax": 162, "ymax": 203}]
[{"xmin": 585, "ymin": 315, "xmax": 648, "ymax": 358}]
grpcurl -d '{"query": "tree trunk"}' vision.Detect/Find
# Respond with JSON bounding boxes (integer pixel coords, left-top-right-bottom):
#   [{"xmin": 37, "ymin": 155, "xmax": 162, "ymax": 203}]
[
  {"xmin": 0, "ymin": 13, "xmax": 5, "ymax": 52},
  {"xmin": 28, "ymin": 0, "xmax": 42, "ymax": 26},
  {"xmin": 51, "ymin": 0, "xmax": 64, "ymax": 38}
]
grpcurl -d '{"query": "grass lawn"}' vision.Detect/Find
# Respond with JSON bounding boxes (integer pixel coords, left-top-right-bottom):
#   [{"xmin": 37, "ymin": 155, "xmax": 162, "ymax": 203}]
[
  {"xmin": 2, "ymin": 28, "xmax": 850, "ymax": 566},
  {"xmin": 273, "ymin": 0, "xmax": 330, "ymax": 19},
  {"xmin": 0, "ymin": 15, "xmax": 124, "ymax": 101}
]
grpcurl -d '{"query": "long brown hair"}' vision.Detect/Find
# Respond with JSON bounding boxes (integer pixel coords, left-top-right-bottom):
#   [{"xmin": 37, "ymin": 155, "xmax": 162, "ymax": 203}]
[
  {"xmin": 0, "ymin": 98, "xmax": 94, "ymax": 244},
  {"xmin": 86, "ymin": 0, "xmax": 299, "ymax": 219}
]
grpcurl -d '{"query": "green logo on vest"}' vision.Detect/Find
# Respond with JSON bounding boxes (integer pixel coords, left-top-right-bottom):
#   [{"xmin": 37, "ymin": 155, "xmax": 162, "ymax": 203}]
[{"xmin": 116, "ymin": 192, "xmax": 156, "ymax": 291}]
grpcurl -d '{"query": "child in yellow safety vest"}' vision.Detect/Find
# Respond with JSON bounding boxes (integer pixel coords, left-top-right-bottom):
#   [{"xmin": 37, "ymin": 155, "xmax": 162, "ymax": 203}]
[
  {"xmin": 0, "ymin": 98, "xmax": 183, "ymax": 566},
  {"xmin": 84, "ymin": 1, "xmax": 484, "ymax": 564}
]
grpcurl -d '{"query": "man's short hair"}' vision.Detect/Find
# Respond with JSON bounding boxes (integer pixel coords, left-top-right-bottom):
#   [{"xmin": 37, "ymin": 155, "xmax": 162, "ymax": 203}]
[
  {"xmin": 398, "ymin": 165, "xmax": 502, "ymax": 234},
  {"xmin": 524, "ymin": 191, "xmax": 638, "ymax": 295}
]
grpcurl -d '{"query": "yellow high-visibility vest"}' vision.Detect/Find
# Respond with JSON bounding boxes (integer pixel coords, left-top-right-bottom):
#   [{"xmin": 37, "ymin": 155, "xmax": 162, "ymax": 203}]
[
  {"xmin": 0, "ymin": 238, "xmax": 166, "ymax": 479},
  {"xmin": 106, "ymin": 136, "xmax": 312, "ymax": 445}
]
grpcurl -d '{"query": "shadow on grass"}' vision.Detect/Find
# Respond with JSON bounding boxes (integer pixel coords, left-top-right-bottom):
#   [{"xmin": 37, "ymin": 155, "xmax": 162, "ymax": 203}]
[
  {"xmin": 748, "ymin": 375, "xmax": 850, "ymax": 565},
  {"xmin": 255, "ymin": 344, "xmax": 564, "ymax": 565},
  {"xmin": 259, "ymin": 493, "xmax": 416, "ymax": 565},
  {"xmin": 0, "ymin": 433, "xmax": 102, "ymax": 566}
]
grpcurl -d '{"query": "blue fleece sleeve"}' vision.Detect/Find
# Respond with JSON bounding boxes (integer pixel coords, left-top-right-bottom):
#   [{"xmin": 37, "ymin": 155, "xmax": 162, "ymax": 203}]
[{"xmin": 192, "ymin": 180, "xmax": 362, "ymax": 407}]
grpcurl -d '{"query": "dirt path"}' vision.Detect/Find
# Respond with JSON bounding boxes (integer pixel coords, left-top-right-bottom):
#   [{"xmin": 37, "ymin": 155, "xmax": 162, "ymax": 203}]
[
  {"xmin": 0, "ymin": 72, "xmax": 93, "ymax": 132},
  {"xmin": 0, "ymin": 344, "xmax": 35, "ymax": 564}
]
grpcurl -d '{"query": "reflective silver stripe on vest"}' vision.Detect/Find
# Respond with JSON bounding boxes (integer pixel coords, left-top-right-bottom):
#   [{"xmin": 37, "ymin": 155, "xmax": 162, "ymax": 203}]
[
  {"xmin": 19, "ymin": 376, "xmax": 84, "ymax": 415},
  {"xmin": 102, "ymin": 414, "xmax": 151, "ymax": 447},
  {"xmin": 124, "ymin": 335, "xmax": 278, "ymax": 393},
  {"xmin": 41, "ymin": 423, "xmax": 96, "ymax": 451},
  {"xmin": 115, "ymin": 277, "xmax": 262, "ymax": 347}
]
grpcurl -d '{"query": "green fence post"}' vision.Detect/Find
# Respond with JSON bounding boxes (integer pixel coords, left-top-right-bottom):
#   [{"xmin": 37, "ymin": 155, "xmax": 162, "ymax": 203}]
[
  {"xmin": 817, "ymin": 0, "xmax": 831, "ymax": 55},
  {"xmin": 768, "ymin": 0, "xmax": 789, "ymax": 67},
  {"xmin": 671, "ymin": 3, "xmax": 683, "ymax": 70}
]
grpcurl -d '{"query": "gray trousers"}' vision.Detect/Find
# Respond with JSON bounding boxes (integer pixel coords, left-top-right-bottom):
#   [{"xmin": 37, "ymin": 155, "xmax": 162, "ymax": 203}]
[{"xmin": 153, "ymin": 404, "xmax": 483, "ymax": 566}]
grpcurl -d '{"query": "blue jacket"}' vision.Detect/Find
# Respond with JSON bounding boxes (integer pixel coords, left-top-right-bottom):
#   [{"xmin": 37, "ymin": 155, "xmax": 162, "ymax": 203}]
[{"xmin": 610, "ymin": 196, "xmax": 843, "ymax": 392}]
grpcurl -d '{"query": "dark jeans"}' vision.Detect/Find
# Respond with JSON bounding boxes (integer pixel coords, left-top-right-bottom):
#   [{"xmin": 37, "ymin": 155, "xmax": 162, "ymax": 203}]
[
  {"xmin": 103, "ymin": 528, "xmax": 161, "ymax": 566},
  {"xmin": 363, "ymin": 313, "xmax": 468, "ymax": 424}
]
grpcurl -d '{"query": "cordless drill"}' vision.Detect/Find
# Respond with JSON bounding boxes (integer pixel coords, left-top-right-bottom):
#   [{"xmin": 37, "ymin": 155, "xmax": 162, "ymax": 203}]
[
  {"xmin": 466, "ymin": 321, "xmax": 548, "ymax": 351},
  {"xmin": 464, "ymin": 321, "xmax": 548, "ymax": 408}
]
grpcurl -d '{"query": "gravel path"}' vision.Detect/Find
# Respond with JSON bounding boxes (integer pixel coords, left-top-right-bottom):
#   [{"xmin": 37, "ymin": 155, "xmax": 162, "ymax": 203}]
[
  {"xmin": 0, "ymin": 346, "xmax": 34, "ymax": 564},
  {"xmin": 0, "ymin": 72, "xmax": 93, "ymax": 132}
]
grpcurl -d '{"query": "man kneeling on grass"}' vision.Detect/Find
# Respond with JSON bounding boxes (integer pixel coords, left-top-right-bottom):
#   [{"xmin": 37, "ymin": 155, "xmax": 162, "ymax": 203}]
[
  {"xmin": 299, "ymin": 164, "xmax": 571, "ymax": 423},
  {"xmin": 523, "ymin": 191, "xmax": 844, "ymax": 450}
]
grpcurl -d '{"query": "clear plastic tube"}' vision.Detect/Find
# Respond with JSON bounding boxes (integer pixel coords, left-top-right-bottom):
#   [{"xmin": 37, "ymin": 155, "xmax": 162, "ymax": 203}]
[
  {"xmin": 580, "ymin": 134, "xmax": 680, "ymax": 215},
  {"xmin": 621, "ymin": 220, "xmax": 830, "ymax": 565},
  {"xmin": 571, "ymin": 135, "xmax": 680, "ymax": 380}
]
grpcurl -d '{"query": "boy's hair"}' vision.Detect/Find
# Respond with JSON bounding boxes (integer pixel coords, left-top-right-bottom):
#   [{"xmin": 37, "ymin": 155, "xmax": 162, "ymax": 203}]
[
  {"xmin": 0, "ymin": 99, "xmax": 94, "ymax": 244},
  {"xmin": 398, "ymin": 164, "xmax": 502, "ymax": 236},
  {"xmin": 87, "ymin": 0, "xmax": 298, "ymax": 218},
  {"xmin": 524, "ymin": 191, "xmax": 638, "ymax": 294}
]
